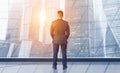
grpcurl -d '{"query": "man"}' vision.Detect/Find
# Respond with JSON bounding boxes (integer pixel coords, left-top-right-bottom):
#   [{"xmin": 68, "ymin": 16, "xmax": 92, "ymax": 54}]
[{"xmin": 50, "ymin": 10, "xmax": 70, "ymax": 72}]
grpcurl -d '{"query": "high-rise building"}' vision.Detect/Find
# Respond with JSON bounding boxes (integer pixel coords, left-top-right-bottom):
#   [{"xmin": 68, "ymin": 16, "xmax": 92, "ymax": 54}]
[
  {"xmin": 103, "ymin": 0, "xmax": 120, "ymax": 57},
  {"xmin": 6, "ymin": 0, "xmax": 23, "ymax": 41},
  {"xmin": 65, "ymin": 0, "xmax": 115, "ymax": 57},
  {"xmin": 0, "ymin": 0, "xmax": 8, "ymax": 40},
  {"xmin": 65, "ymin": 0, "xmax": 91, "ymax": 57}
]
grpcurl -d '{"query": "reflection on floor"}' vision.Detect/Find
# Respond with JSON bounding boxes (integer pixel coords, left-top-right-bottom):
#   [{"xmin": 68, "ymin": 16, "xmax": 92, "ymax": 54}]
[{"xmin": 0, "ymin": 62, "xmax": 120, "ymax": 73}]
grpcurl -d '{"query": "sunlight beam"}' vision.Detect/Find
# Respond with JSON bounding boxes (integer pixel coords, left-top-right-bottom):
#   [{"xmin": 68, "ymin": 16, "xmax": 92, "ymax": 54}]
[{"xmin": 39, "ymin": 0, "xmax": 46, "ymax": 42}]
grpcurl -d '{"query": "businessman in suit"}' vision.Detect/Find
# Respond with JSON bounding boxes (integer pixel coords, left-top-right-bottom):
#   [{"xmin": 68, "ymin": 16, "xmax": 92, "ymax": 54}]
[{"xmin": 50, "ymin": 10, "xmax": 70, "ymax": 72}]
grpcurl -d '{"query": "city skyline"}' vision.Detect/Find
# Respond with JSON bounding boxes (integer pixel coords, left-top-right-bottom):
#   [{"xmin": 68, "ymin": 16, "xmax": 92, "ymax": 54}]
[{"xmin": 0, "ymin": 0, "xmax": 120, "ymax": 58}]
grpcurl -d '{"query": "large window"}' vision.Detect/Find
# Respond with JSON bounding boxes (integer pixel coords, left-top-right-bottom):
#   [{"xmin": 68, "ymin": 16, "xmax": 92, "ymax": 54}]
[{"xmin": 0, "ymin": 0, "xmax": 120, "ymax": 58}]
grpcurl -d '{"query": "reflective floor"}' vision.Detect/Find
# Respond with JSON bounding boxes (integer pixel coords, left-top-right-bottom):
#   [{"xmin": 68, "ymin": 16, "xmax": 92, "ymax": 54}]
[{"xmin": 0, "ymin": 62, "xmax": 120, "ymax": 73}]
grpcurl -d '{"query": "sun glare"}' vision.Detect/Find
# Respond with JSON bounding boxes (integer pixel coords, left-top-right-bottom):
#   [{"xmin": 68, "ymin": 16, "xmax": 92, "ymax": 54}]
[
  {"xmin": 40, "ymin": 11, "xmax": 46, "ymax": 23},
  {"xmin": 39, "ymin": 10, "xmax": 46, "ymax": 42},
  {"xmin": 38, "ymin": 0, "xmax": 65, "ymax": 43}
]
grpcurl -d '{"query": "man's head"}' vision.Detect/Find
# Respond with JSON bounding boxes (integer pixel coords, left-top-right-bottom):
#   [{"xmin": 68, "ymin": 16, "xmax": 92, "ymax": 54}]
[{"xmin": 57, "ymin": 10, "xmax": 63, "ymax": 19}]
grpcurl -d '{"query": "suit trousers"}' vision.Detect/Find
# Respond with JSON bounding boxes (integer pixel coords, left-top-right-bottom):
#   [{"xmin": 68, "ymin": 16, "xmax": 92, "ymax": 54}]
[{"xmin": 53, "ymin": 43, "xmax": 67, "ymax": 70}]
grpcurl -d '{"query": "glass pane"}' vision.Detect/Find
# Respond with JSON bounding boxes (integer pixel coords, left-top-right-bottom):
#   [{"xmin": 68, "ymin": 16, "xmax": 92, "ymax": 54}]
[{"xmin": 0, "ymin": 0, "xmax": 120, "ymax": 58}]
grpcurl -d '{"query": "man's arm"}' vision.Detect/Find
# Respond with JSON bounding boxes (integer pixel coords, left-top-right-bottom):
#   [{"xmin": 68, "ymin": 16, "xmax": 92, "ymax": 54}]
[
  {"xmin": 65, "ymin": 22, "xmax": 70, "ymax": 39},
  {"xmin": 50, "ymin": 22, "xmax": 54, "ymax": 39}
]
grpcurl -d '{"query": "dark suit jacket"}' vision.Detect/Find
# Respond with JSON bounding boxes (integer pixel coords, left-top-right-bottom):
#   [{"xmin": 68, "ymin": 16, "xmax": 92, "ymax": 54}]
[{"xmin": 50, "ymin": 19, "xmax": 70, "ymax": 44}]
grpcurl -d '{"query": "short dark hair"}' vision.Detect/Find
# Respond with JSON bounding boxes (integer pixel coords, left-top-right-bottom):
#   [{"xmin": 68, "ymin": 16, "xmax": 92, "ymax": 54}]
[{"xmin": 57, "ymin": 10, "xmax": 63, "ymax": 17}]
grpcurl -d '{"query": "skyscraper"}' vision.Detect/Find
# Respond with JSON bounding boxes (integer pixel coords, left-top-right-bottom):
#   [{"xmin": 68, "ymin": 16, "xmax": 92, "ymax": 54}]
[{"xmin": 65, "ymin": 0, "xmax": 110, "ymax": 57}]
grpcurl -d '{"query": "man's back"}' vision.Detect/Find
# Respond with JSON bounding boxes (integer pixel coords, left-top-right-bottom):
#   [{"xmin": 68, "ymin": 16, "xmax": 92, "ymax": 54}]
[
  {"xmin": 50, "ymin": 19, "xmax": 70, "ymax": 44},
  {"xmin": 51, "ymin": 10, "xmax": 70, "ymax": 71}
]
